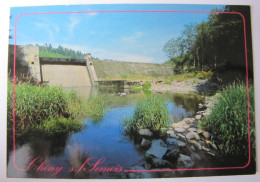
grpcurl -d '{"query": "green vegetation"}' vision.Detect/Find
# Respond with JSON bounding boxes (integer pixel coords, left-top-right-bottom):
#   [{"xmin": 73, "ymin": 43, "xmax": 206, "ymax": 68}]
[
  {"xmin": 124, "ymin": 94, "xmax": 169, "ymax": 134},
  {"xmin": 7, "ymin": 82, "xmax": 107, "ymax": 136},
  {"xmin": 85, "ymin": 95, "xmax": 108, "ymax": 121},
  {"xmin": 37, "ymin": 43, "xmax": 85, "ymax": 59},
  {"xmin": 37, "ymin": 118, "xmax": 84, "ymax": 135},
  {"xmin": 163, "ymin": 6, "xmax": 251, "ymax": 73},
  {"xmin": 39, "ymin": 51, "xmax": 70, "ymax": 58},
  {"xmin": 142, "ymin": 81, "xmax": 152, "ymax": 90},
  {"xmin": 199, "ymin": 83, "xmax": 255, "ymax": 159},
  {"xmin": 164, "ymin": 71, "xmax": 213, "ymax": 84}
]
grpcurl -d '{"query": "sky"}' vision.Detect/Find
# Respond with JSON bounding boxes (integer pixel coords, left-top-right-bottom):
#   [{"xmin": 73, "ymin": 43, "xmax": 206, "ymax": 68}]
[{"xmin": 9, "ymin": 4, "xmax": 225, "ymax": 63}]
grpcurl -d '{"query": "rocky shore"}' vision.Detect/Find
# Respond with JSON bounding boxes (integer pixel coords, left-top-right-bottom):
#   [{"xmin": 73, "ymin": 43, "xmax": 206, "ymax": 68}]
[
  {"xmin": 125, "ymin": 96, "xmax": 219, "ymax": 178},
  {"xmin": 151, "ymin": 79, "xmax": 219, "ymax": 94}
]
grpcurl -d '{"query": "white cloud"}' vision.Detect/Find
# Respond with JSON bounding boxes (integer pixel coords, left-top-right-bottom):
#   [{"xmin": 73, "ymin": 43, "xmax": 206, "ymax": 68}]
[
  {"xmin": 120, "ymin": 31, "xmax": 143, "ymax": 44},
  {"xmin": 68, "ymin": 16, "xmax": 80, "ymax": 33},
  {"xmin": 33, "ymin": 21, "xmax": 59, "ymax": 43}
]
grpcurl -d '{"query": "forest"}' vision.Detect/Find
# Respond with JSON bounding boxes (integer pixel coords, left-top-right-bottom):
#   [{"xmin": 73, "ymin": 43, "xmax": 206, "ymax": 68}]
[
  {"xmin": 37, "ymin": 44, "xmax": 86, "ymax": 59},
  {"xmin": 163, "ymin": 5, "xmax": 252, "ymax": 75}
]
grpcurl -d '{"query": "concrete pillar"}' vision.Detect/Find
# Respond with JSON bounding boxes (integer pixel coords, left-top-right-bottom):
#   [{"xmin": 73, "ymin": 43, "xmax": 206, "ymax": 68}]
[{"xmin": 85, "ymin": 54, "xmax": 98, "ymax": 86}]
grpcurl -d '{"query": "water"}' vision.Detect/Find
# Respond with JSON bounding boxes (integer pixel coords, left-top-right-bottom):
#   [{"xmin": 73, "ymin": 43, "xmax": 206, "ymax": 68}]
[{"xmin": 7, "ymin": 88, "xmax": 203, "ymax": 178}]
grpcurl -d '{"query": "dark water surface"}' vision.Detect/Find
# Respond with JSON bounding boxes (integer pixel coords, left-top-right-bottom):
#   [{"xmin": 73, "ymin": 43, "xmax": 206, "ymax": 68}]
[{"xmin": 7, "ymin": 88, "xmax": 203, "ymax": 178}]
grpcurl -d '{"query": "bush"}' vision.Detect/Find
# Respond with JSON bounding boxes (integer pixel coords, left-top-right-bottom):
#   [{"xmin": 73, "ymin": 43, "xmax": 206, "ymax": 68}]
[
  {"xmin": 200, "ymin": 83, "xmax": 255, "ymax": 160},
  {"xmin": 38, "ymin": 118, "xmax": 84, "ymax": 136},
  {"xmin": 124, "ymin": 94, "xmax": 168, "ymax": 133},
  {"xmin": 142, "ymin": 81, "xmax": 151, "ymax": 90}
]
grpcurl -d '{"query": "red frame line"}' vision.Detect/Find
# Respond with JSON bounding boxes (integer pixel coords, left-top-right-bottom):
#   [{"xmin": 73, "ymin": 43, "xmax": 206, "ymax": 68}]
[{"xmin": 12, "ymin": 10, "xmax": 251, "ymax": 173}]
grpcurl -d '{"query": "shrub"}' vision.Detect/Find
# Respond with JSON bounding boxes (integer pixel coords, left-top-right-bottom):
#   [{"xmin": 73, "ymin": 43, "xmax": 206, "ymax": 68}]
[
  {"xmin": 142, "ymin": 81, "xmax": 152, "ymax": 90},
  {"xmin": 200, "ymin": 83, "xmax": 255, "ymax": 160},
  {"xmin": 124, "ymin": 94, "xmax": 168, "ymax": 133},
  {"xmin": 37, "ymin": 118, "xmax": 84, "ymax": 136}
]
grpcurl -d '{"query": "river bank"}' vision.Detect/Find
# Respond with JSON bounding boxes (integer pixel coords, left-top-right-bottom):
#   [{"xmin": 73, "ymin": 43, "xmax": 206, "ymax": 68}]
[
  {"xmin": 151, "ymin": 78, "xmax": 219, "ymax": 94},
  {"xmin": 125, "ymin": 95, "xmax": 219, "ymax": 178}
]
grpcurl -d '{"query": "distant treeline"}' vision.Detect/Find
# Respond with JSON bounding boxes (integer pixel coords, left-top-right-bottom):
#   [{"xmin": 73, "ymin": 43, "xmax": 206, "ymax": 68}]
[
  {"xmin": 163, "ymin": 5, "xmax": 252, "ymax": 74},
  {"xmin": 33, "ymin": 44, "xmax": 86, "ymax": 59}
]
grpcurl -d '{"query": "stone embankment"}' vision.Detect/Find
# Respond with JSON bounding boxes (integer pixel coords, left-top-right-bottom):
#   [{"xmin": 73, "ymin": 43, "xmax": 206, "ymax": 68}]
[
  {"xmin": 151, "ymin": 79, "xmax": 219, "ymax": 94},
  {"xmin": 126, "ymin": 96, "xmax": 218, "ymax": 178}
]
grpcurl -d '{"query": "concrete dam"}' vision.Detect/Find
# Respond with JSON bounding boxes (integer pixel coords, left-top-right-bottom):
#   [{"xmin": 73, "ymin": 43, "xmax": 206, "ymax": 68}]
[{"xmin": 8, "ymin": 45, "xmax": 175, "ymax": 88}]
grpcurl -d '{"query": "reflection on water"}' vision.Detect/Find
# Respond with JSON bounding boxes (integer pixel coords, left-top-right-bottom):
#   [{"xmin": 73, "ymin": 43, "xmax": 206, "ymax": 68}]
[{"xmin": 7, "ymin": 87, "xmax": 203, "ymax": 178}]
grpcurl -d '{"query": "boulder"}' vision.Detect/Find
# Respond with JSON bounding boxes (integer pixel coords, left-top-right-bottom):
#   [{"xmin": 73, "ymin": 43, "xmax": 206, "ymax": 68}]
[
  {"xmin": 188, "ymin": 128, "xmax": 197, "ymax": 132},
  {"xmin": 166, "ymin": 138, "xmax": 186, "ymax": 147},
  {"xmin": 169, "ymin": 133, "xmax": 180, "ymax": 140},
  {"xmin": 146, "ymin": 139, "xmax": 168, "ymax": 159},
  {"xmin": 174, "ymin": 127, "xmax": 186, "ymax": 133},
  {"xmin": 141, "ymin": 139, "xmax": 151, "ymax": 148},
  {"xmin": 138, "ymin": 129, "xmax": 153, "ymax": 137},
  {"xmin": 151, "ymin": 158, "xmax": 170, "ymax": 168},
  {"xmin": 195, "ymin": 115, "xmax": 202, "ymax": 120},
  {"xmin": 202, "ymin": 132, "xmax": 210, "ymax": 140},
  {"xmin": 166, "ymin": 148, "xmax": 180, "ymax": 159},
  {"xmin": 188, "ymin": 140, "xmax": 202, "ymax": 150},
  {"xmin": 177, "ymin": 154, "xmax": 194, "ymax": 168},
  {"xmin": 185, "ymin": 132, "xmax": 196, "ymax": 140},
  {"xmin": 184, "ymin": 118, "xmax": 196, "ymax": 124},
  {"xmin": 191, "ymin": 152, "xmax": 201, "ymax": 161}
]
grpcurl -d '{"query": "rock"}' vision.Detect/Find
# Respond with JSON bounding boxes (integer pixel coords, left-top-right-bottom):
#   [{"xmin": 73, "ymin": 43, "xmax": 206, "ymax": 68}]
[
  {"xmin": 188, "ymin": 128, "xmax": 197, "ymax": 132},
  {"xmin": 184, "ymin": 118, "xmax": 196, "ymax": 124},
  {"xmin": 120, "ymin": 92, "xmax": 127, "ymax": 96},
  {"xmin": 202, "ymin": 146, "xmax": 211, "ymax": 152},
  {"xmin": 172, "ymin": 119, "xmax": 189, "ymax": 129},
  {"xmin": 188, "ymin": 140, "xmax": 202, "ymax": 150},
  {"xmin": 195, "ymin": 115, "xmax": 202, "ymax": 120},
  {"xmin": 177, "ymin": 154, "xmax": 194, "ymax": 168},
  {"xmin": 166, "ymin": 138, "xmax": 186, "ymax": 147},
  {"xmin": 169, "ymin": 133, "xmax": 180, "ymax": 139},
  {"xmin": 166, "ymin": 130, "xmax": 175, "ymax": 135},
  {"xmin": 207, "ymin": 152, "xmax": 216, "ymax": 157},
  {"xmin": 190, "ymin": 145, "xmax": 195, "ymax": 151},
  {"xmin": 174, "ymin": 127, "xmax": 186, "ymax": 133},
  {"xmin": 203, "ymin": 109, "xmax": 211, "ymax": 116},
  {"xmin": 151, "ymin": 158, "xmax": 170, "ymax": 168},
  {"xmin": 128, "ymin": 166, "xmax": 158, "ymax": 178},
  {"xmin": 191, "ymin": 152, "xmax": 201, "ymax": 161},
  {"xmin": 176, "ymin": 133, "xmax": 186, "ymax": 140},
  {"xmin": 198, "ymin": 103, "xmax": 207, "ymax": 110},
  {"xmin": 209, "ymin": 143, "xmax": 218, "ymax": 151},
  {"xmin": 138, "ymin": 129, "xmax": 153, "ymax": 137},
  {"xmin": 166, "ymin": 148, "xmax": 180, "ymax": 159},
  {"xmin": 202, "ymin": 132, "xmax": 210, "ymax": 140},
  {"xmin": 146, "ymin": 139, "xmax": 168, "ymax": 159},
  {"xmin": 141, "ymin": 139, "xmax": 151, "ymax": 148},
  {"xmin": 144, "ymin": 162, "xmax": 151, "ymax": 169},
  {"xmin": 185, "ymin": 132, "xmax": 196, "ymax": 140}
]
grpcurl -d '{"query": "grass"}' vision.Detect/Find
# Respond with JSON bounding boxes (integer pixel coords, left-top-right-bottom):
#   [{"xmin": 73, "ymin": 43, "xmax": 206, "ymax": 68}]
[
  {"xmin": 37, "ymin": 118, "xmax": 84, "ymax": 136},
  {"xmin": 199, "ymin": 83, "xmax": 255, "ymax": 160},
  {"xmin": 104, "ymin": 74, "xmax": 164, "ymax": 81},
  {"xmin": 7, "ymin": 82, "xmax": 107, "ymax": 136},
  {"xmin": 164, "ymin": 71, "xmax": 213, "ymax": 84},
  {"xmin": 124, "ymin": 94, "xmax": 169, "ymax": 134}
]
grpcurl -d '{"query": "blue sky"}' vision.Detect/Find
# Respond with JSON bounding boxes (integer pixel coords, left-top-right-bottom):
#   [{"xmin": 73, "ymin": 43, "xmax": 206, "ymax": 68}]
[{"xmin": 10, "ymin": 4, "xmax": 225, "ymax": 63}]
